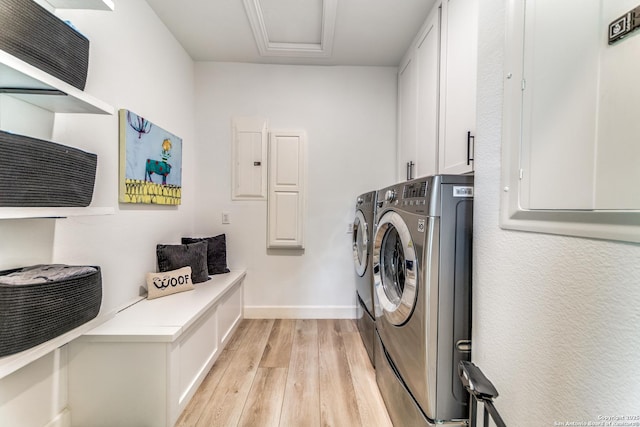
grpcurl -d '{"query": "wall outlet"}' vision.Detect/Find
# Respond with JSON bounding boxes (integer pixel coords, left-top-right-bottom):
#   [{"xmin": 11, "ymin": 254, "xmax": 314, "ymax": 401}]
[
  {"xmin": 347, "ymin": 222, "xmax": 353, "ymax": 234},
  {"xmin": 222, "ymin": 212, "xmax": 230, "ymax": 224}
]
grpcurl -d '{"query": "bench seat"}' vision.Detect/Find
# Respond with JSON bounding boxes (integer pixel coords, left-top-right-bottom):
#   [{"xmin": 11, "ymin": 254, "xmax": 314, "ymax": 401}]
[{"xmin": 67, "ymin": 270, "xmax": 246, "ymax": 427}]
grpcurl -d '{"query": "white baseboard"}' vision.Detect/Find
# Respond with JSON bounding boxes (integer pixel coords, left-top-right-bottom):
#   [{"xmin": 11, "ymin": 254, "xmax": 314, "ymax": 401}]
[
  {"xmin": 244, "ymin": 305, "xmax": 357, "ymax": 319},
  {"xmin": 45, "ymin": 408, "xmax": 71, "ymax": 427}
]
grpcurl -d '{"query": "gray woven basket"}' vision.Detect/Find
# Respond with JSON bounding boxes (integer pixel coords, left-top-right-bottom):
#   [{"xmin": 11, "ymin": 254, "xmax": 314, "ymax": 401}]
[
  {"xmin": 0, "ymin": 266, "xmax": 102, "ymax": 357},
  {"xmin": 0, "ymin": 130, "xmax": 97, "ymax": 207},
  {"xmin": 0, "ymin": 0, "xmax": 89, "ymax": 90}
]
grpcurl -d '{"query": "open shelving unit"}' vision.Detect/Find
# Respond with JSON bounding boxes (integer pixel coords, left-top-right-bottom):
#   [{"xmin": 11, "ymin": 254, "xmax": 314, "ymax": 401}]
[
  {"xmin": 0, "ymin": 206, "xmax": 115, "ymax": 220},
  {"xmin": 0, "ymin": 312, "xmax": 114, "ymax": 380},
  {"xmin": 0, "ymin": 0, "xmax": 116, "ymax": 377},
  {"xmin": 0, "ymin": 1, "xmax": 115, "ymax": 218},
  {"xmin": 41, "ymin": 0, "xmax": 114, "ymax": 11},
  {"xmin": 0, "ymin": 48, "xmax": 115, "ymax": 218},
  {"xmin": 0, "ymin": 50, "xmax": 114, "ymax": 115}
]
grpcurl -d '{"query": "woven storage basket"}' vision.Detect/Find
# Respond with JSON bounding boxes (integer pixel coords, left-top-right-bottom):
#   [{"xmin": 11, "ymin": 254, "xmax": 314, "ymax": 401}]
[
  {"xmin": 0, "ymin": 266, "xmax": 102, "ymax": 357},
  {"xmin": 0, "ymin": 130, "xmax": 97, "ymax": 207},
  {"xmin": 0, "ymin": 0, "xmax": 89, "ymax": 90}
]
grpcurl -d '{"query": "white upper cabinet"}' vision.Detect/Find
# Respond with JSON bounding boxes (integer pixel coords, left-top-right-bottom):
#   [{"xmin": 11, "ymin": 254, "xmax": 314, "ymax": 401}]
[
  {"xmin": 397, "ymin": 55, "xmax": 418, "ymax": 181},
  {"xmin": 415, "ymin": 10, "xmax": 441, "ymax": 179},
  {"xmin": 396, "ymin": 6, "xmax": 440, "ymax": 182},
  {"xmin": 438, "ymin": 0, "xmax": 478, "ymax": 175},
  {"xmin": 396, "ymin": 0, "xmax": 477, "ymax": 181}
]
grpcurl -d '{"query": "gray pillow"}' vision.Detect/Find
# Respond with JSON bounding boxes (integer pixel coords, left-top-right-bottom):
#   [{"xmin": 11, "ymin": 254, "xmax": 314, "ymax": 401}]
[
  {"xmin": 156, "ymin": 241, "xmax": 209, "ymax": 283},
  {"xmin": 181, "ymin": 234, "xmax": 230, "ymax": 275}
]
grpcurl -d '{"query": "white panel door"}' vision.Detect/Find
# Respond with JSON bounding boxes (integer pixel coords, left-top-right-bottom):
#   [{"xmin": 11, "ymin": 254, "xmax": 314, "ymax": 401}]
[
  {"xmin": 268, "ymin": 131, "xmax": 306, "ymax": 249},
  {"xmin": 438, "ymin": 0, "xmax": 478, "ymax": 175},
  {"xmin": 232, "ymin": 117, "xmax": 268, "ymax": 200},
  {"xmin": 397, "ymin": 56, "xmax": 418, "ymax": 182},
  {"xmin": 271, "ymin": 192, "xmax": 300, "ymax": 242},
  {"xmin": 415, "ymin": 7, "xmax": 441, "ymax": 179}
]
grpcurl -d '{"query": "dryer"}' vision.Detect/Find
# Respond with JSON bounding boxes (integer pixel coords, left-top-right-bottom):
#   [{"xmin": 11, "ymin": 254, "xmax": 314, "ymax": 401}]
[
  {"xmin": 352, "ymin": 191, "xmax": 376, "ymax": 365},
  {"xmin": 373, "ymin": 175, "xmax": 473, "ymax": 426}
]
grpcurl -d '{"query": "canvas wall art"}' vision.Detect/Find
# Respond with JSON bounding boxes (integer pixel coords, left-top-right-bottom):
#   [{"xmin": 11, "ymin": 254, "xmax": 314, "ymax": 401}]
[{"xmin": 119, "ymin": 109, "xmax": 183, "ymax": 205}]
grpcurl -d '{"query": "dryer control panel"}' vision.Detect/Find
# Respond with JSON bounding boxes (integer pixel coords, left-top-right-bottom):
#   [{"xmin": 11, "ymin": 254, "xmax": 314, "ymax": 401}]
[
  {"xmin": 376, "ymin": 175, "xmax": 474, "ymax": 218},
  {"xmin": 377, "ymin": 178, "xmax": 431, "ymax": 215},
  {"xmin": 399, "ymin": 179, "xmax": 430, "ymax": 214},
  {"xmin": 403, "ymin": 180, "xmax": 428, "ymax": 199}
]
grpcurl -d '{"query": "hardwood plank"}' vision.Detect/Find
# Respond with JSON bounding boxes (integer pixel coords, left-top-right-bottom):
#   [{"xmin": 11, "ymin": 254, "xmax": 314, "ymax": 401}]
[
  {"xmin": 280, "ymin": 319, "xmax": 321, "ymax": 427},
  {"xmin": 259, "ymin": 319, "xmax": 295, "ymax": 368},
  {"xmin": 337, "ymin": 318, "xmax": 358, "ymax": 333},
  {"xmin": 181, "ymin": 318, "xmax": 393, "ymax": 427},
  {"xmin": 195, "ymin": 319, "xmax": 274, "ymax": 427},
  {"xmin": 175, "ymin": 347, "xmax": 233, "ymax": 427},
  {"xmin": 342, "ymin": 331, "xmax": 394, "ymax": 427},
  {"xmin": 318, "ymin": 319, "xmax": 362, "ymax": 427},
  {"xmin": 225, "ymin": 318, "xmax": 252, "ymax": 351},
  {"xmin": 238, "ymin": 367, "xmax": 287, "ymax": 427}
]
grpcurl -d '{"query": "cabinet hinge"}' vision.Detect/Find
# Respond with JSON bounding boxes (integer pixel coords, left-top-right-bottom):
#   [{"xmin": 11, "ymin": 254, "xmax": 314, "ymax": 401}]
[
  {"xmin": 519, "ymin": 169, "xmax": 524, "ymax": 179},
  {"xmin": 521, "ymin": 79, "xmax": 526, "ymax": 91}
]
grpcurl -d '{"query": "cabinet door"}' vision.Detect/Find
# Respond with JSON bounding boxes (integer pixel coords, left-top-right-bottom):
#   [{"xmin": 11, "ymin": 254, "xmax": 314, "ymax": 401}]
[
  {"xmin": 415, "ymin": 8, "xmax": 441, "ymax": 179},
  {"xmin": 438, "ymin": 0, "xmax": 478, "ymax": 175},
  {"xmin": 397, "ymin": 56, "xmax": 418, "ymax": 182},
  {"xmin": 268, "ymin": 131, "xmax": 306, "ymax": 249}
]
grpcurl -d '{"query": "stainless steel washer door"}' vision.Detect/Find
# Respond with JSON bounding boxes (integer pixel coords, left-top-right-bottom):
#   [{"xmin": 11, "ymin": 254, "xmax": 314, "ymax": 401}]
[
  {"xmin": 373, "ymin": 211, "xmax": 417, "ymax": 326},
  {"xmin": 352, "ymin": 210, "xmax": 369, "ymax": 277}
]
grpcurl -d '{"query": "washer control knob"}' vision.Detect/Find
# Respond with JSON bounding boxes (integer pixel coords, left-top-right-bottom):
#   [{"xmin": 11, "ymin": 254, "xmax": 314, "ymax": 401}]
[{"xmin": 385, "ymin": 189, "xmax": 396, "ymax": 202}]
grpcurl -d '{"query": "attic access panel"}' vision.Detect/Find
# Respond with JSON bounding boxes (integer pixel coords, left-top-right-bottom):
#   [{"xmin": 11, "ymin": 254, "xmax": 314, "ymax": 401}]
[{"xmin": 243, "ymin": 0, "xmax": 337, "ymax": 57}]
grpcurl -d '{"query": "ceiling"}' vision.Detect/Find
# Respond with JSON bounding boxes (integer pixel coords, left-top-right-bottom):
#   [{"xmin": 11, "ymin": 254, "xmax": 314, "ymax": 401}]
[{"xmin": 145, "ymin": 0, "xmax": 435, "ymax": 66}]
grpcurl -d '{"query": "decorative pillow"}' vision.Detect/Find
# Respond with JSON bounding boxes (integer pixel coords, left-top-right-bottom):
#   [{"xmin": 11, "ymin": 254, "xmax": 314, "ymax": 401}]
[
  {"xmin": 156, "ymin": 241, "xmax": 209, "ymax": 283},
  {"xmin": 146, "ymin": 266, "xmax": 194, "ymax": 300},
  {"xmin": 181, "ymin": 234, "xmax": 230, "ymax": 275}
]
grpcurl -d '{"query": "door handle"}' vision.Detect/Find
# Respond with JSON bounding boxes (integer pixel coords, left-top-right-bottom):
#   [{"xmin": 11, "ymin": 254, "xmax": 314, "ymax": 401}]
[
  {"xmin": 406, "ymin": 161, "xmax": 415, "ymax": 181},
  {"xmin": 467, "ymin": 132, "xmax": 475, "ymax": 166}
]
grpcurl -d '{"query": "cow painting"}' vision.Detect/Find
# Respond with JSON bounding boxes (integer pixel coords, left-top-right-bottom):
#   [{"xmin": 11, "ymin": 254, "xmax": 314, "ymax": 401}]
[
  {"xmin": 145, "ymin": 138, "xmax": 173, "ymax": 185},
  {"xmin": 119, "ymin": 109, "xmax": 183, "ymax": 205},
  {"xmin": 145, "ymin": 159, "xmax": 172, "ymax": 185}
]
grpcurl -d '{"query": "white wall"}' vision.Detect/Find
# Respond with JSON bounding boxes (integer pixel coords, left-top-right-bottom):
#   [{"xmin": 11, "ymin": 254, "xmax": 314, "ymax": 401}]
[
  {"xmin": 474, "ymin": 0, "xmax": 640, "ymax": 424},
  {"xmin": 0, "ymin": 1, "xmax": 196, "ymax": 425},
  {"xmin": 52, "ymin": 1, "xmax": 197, "ymax": 313},
  {"xmin": 193, "ymin": 62, "xmax": 397, "ymax": 318}
]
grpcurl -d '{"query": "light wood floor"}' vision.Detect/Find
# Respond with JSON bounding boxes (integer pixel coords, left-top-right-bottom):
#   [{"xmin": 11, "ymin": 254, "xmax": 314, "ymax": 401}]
[{"xmin": 175, "ymin": 319, "xmax": 393, "ymax": 427}]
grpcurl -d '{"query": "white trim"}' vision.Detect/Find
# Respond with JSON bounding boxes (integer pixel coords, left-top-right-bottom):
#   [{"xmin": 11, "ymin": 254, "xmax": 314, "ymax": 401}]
[
  {"xmin": 244, "ymin": 305, "xmax": 357, "ymax": 319},
  {"xmin": 243, "ymin": 0, "xmax": 337, "ymax": 58}
]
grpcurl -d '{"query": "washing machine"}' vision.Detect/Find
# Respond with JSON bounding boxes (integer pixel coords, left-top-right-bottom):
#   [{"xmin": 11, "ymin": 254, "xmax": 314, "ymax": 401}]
[
  {"xmin": 352, "ymin": 191, "xmax": 376, "ymax": 365},
  {"xmin": 373, "ymin": 175, "xmax": 473, "ymax": 426}
]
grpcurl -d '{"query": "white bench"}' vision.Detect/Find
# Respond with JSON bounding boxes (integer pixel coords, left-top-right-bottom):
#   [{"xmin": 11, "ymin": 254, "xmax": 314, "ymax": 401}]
[{"xmin": 67, "ymin": 270, "xmax": 246, "ymax": 427}]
